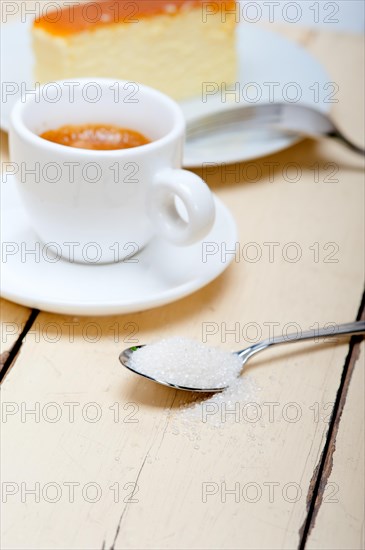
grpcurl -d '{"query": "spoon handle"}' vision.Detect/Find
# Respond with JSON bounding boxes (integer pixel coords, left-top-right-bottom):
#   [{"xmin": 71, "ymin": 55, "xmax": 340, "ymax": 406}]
[
  {"xmin": 237, "ymin": 320, "xmax": 365, "ymax": 358},
  {"xmin": 328, "ymin": 130, "xmax": 365, "ymax": 155}
]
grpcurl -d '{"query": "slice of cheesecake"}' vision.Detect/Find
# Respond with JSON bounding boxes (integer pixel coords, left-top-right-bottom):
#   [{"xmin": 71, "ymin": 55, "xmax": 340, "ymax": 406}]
[{"xmin": 32, "ymin": 0, "xmax": 237, "ymax": 101}]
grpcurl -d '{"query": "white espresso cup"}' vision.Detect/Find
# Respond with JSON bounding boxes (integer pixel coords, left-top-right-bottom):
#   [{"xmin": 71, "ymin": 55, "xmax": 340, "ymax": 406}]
[{"xmin": 9, "ymin": 78, "xmax": 215, "ymax": 264}]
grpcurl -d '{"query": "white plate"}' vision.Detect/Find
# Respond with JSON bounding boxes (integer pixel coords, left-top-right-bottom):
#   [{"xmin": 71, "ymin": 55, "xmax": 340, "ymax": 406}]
[
  {"xmin": 0, "ymin": 21, "xmax": 330, "ymax": 166},
  {"xmin": 0, "ymin": 176, "xmax": 237, "ymax": 316}
]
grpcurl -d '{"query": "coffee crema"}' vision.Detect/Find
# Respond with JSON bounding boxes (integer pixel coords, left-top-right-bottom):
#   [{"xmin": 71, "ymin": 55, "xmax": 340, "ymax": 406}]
[{"xmin": 39, "ymin": 124, "xmax": 151, "ymax": 150}]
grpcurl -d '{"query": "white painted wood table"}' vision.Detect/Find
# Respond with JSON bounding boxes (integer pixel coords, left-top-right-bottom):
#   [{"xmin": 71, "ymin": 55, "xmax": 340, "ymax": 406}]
[{"xmin": 1, "ymin": 25, "xmax": 364, "ymax": 550}]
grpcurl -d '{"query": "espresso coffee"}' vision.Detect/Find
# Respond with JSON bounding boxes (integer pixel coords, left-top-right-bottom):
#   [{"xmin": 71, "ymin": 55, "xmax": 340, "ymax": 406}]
[{"xmin": 40, "ymin": 124, "xmax": 150, "ymax": 150}]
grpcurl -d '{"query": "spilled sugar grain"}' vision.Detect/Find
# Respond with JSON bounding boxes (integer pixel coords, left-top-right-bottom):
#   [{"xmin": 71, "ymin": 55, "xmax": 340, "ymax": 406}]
[
  {"xmin": 129, "ymin": 337, "xmax": 260, "ymax": 435},
  {"xmin": 176, "ymin": 374, "xmax": 259, "ymax": 433},
  {"xmin": 167, "ymin": 376, "xmax": 262, "ymax": 453}
]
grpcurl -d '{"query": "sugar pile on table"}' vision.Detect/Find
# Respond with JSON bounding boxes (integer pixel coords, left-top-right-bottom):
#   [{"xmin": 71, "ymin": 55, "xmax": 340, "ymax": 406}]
[
  {"xmin": 177, "ymin": 375, "xmax": 259, "ymax": 429},
  {"xmin": 129, "ymin": 337, "xmax": 243, "ymax": 390}
]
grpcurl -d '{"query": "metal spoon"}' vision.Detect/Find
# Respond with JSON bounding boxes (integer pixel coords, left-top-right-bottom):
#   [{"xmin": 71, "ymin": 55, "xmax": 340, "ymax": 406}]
[
  {"xmin": 186, "ymin": 103, "xmax": 365, "ymax": 155},
  {"xmin": 119, "ymin": 320, "xmax": 365, "ymax": 393}
]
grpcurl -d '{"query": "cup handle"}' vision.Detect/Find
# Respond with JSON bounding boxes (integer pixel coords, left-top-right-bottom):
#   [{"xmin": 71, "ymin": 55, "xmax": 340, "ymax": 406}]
[{"xmin": 148, "ymin": 168, "xmax": 216, "ymax": 246}]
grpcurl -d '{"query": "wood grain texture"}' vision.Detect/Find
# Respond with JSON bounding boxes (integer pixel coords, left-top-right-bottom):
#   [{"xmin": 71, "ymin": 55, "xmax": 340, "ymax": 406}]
[
  {"xmin": 306, "ymin": 342, "xmax": 365, "ymax": 550},
  {"xmin": 0, "ymin": 297, "xmax": 32, "ymax": 356},
  {"xmin": 1, "ymin": 23, "xmax": 364, "ymax": 550},
  {"xmin": 0, "ymin": 299, "xmax": 30, "ymax": 359}
]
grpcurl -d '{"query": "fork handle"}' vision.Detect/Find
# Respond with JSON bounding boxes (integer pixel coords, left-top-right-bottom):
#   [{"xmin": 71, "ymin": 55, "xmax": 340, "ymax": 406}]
[
  {"xmin": 328, "ymin": 130, "xmax": 365, "ymax": 155},
  {"xmin": 237, "ymin": 320, "xmax": 365, "ymax": 358}
]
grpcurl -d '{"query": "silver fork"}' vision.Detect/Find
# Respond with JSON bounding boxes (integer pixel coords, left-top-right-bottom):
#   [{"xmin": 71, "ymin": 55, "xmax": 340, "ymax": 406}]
[{"xmin": 186, "ymin": 103, "xmax": 365, "ymax": 155}]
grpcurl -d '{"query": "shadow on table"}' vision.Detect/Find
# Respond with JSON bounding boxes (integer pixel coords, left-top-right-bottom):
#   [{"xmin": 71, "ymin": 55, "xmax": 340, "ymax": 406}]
[{"xmin": 193, "ymin": 138, "xmax": 364, "ymax": 192}]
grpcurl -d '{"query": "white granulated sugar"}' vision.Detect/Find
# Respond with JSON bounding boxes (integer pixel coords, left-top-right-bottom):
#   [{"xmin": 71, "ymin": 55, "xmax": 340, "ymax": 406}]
[
  {"xmin": 178, "ymin": 375, "xmax": 259, "ymax": 429},
  {"xmin": 130, "ymin": 337, "xmax": 242, "ymax": 390}
]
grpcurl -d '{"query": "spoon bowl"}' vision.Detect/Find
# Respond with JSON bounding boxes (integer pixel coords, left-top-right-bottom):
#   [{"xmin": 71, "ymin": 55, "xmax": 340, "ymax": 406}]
[
  {"xmin": 119, "ymin": 345, "xmax": 228, "ymax": 393},
  {"xmin": 186, "ymin": 103, "xmax": 365, "ymax": 156}
]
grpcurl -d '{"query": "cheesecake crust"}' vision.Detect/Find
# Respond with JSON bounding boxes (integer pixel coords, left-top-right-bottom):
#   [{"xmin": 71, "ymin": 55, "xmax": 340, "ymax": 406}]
[{"xmin": 34, "ymin": 0, "xmax": 236, "ymax": 37}]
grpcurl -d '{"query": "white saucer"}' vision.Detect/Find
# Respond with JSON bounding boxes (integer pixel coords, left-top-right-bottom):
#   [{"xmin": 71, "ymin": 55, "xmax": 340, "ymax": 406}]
[
  {"xmin": 0, "ymin": 177, "xmax": 237, "ymax": 316},
  {"xmin": 0, "ymin": 22, "xmax": 330, "ymax": 166}
]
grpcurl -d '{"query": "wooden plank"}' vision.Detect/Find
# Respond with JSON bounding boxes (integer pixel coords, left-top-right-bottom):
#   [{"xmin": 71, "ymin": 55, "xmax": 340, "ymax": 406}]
[
  {"xmin": 0, "ymin": 299, "xmax": 32, "ymax": 356},
  {"xmin": 1, "ymin": 311, "xmax": 363, "ymax": 549},
  {"xmin": 1, "ymin": 26, "xmax": 364, "ymax": 550},
  {"xmin": 305, "ymin": 342, "xmax": 365, "ymax": 550}
]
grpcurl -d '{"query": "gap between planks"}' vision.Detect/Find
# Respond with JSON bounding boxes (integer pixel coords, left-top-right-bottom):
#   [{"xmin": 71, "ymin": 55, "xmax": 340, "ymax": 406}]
[
  {"xmin": 0, "ymin": 309, "xmax": 39, "ymax": 383},
  {"xmin": 1, "ymin": 291, "xmax": 364, "ymax": 549},
  {"xmin": 299, "ymin": 290, "xmax": 365, "ymax": 549}
]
